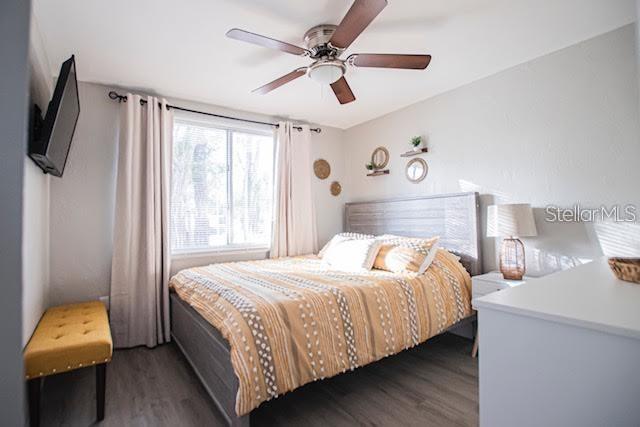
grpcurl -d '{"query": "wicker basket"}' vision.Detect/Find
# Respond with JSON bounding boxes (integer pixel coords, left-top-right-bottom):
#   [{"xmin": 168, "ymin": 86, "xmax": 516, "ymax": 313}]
[
  {"xmin": 313, "ymin": 159, "xmax": 331, "ymax": 180},
  {"xmin": 608, "ymin": 258, "xmax": 640, "ymax": 284}
]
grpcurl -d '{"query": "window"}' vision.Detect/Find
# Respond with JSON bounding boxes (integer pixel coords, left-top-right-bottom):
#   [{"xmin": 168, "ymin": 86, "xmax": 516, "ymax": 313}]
[{"xmin": 170, "ymin": 117, "xmax": 275, "ymax": 255}]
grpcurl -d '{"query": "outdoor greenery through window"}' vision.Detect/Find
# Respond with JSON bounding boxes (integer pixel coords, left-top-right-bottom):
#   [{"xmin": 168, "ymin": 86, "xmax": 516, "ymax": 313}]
[{"xmin": 171, "ymin": 117, "xmax": 275, "ymax": 254}]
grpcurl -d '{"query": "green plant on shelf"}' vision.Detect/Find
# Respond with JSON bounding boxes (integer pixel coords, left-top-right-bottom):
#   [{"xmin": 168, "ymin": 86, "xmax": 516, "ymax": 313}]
[
  {"xmin": 365, "ymin": 162, "xmax": 374, "ymax": 171},
  {"xmin": 411, "ymin": 136, "xmax": 422, "ymax": 150}
]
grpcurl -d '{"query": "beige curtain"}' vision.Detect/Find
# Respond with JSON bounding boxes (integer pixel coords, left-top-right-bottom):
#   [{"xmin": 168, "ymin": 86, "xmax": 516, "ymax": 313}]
[
  {"xmin": 110, "ymin": 94, "xmax": 173, "ymax": 348},
  {"xmin": 271, "ymin": 122, "xmax": 318, "ymax": 258}
]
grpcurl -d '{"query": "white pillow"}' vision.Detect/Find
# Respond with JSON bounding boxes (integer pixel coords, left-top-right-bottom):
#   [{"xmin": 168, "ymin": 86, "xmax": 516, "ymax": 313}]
[
  {"xmin": 323, "ymin": 238, "xmax": 382, "ymax": 271},
  {"xmin": 318, "ymin": 232, "xmax": 374, "ymax": 258}
]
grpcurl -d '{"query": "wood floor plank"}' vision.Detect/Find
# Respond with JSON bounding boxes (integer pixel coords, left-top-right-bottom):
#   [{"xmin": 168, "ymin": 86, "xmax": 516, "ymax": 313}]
[{"xmin": 40, "ymin": 333, "xmax": 478, "ymax": 426}]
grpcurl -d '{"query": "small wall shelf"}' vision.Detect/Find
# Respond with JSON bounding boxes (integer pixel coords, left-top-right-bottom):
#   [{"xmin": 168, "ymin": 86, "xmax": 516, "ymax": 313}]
[
  {"xmin": 400, "ymin": 148, "xmax": 429, "ymax": 157},
  {"xmin": 367, "ymin": 169, "xmax": 390, "ymax": 177}
]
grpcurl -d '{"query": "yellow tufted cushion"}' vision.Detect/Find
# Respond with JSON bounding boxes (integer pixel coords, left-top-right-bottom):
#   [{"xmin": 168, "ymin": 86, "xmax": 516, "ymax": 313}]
[{"xmin": 24, "ymin": 301, "xmax": 113, "ymax": 379}]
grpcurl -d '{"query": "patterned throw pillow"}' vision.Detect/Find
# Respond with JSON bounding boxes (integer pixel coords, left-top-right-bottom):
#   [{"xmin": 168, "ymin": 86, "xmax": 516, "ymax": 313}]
[
  {"xmin": 373, "ymin": 235, "xmax": 440, "ymax": 273},
  {"xmin": 318, "ymin": 232, "xmax": 375, "ymax": 258}
]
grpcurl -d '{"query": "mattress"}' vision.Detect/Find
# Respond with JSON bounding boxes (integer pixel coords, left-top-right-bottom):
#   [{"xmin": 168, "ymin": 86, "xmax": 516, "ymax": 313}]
[{"xmin": 169, "ymin": 249, "xmax": 472, "ymax": 416}]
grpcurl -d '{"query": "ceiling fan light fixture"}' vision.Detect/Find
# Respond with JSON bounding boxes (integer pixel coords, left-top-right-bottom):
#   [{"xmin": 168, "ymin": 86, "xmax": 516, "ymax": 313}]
[
  {"xmin": 227, "ymin": 0, "xmax": 430, "ymax": 104},
  {"xmin": 308, "ymin": 61, "xmax": 345, "ymax": 85}
]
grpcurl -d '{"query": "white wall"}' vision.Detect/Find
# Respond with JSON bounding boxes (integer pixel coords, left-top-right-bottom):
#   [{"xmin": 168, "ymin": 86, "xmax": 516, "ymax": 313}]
[
  {"xmin": 343, "ymin": 25, "xmax": 640, "ymax": 275},
  {"xmin": 49, "ymin": 81, "xmax": 345, "ymax": 304},
  {"xmin": 22, "ymin": 11, "xmax": 52, "ymax": 345},
  {"xmin": 309, "ymin": 125, "xmax": 347, "ymax": 247},
  {"xmin": 22, "ymin": 165, "xmax": 50, "ymax": 344},
  {"xmin": 48, "ymin": 82, "xmax": 119, "ymax": 306}
]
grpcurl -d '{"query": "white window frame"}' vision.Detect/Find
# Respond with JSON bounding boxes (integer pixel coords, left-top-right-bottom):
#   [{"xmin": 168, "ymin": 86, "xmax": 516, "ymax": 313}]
[{"xmin": 171, "ymin": 115, "xmax": 276, "ymax": 257}]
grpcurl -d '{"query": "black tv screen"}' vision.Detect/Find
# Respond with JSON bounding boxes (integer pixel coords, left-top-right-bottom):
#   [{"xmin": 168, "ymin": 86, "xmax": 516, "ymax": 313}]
[{"xmin": 29, "ymin": 55, "xmax": 80, "ymax": 177}]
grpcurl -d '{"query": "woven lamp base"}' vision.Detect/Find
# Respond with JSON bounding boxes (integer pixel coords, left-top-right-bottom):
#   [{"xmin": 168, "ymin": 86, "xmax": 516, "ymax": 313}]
[{"xmin": 500, "ymin": 237, "xmax": 526, "ymax": 280}]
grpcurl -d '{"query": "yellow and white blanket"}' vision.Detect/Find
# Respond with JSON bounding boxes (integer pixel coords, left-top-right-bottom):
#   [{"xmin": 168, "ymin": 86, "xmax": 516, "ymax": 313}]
[{"xmin": 169, "ymin": 249, "xmax": 472, "ymax": 416}]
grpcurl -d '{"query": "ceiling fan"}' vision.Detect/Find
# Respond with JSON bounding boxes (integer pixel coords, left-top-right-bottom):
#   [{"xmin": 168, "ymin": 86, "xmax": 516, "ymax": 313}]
[{"xmin": 226, "ymin": 0, "xmax": 431, "ymax": 105}]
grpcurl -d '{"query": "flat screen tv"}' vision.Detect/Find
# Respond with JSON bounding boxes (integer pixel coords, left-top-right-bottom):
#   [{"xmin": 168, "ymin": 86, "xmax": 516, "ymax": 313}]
[{"xmin": 29, "ymin": 55, "xmax": 80, "ymax": 177}]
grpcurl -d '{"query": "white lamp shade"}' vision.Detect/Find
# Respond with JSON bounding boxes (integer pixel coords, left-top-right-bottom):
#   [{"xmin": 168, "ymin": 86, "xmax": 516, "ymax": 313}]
[{"xmin": 487, "ymin": 204, "xmax": 538, "ymax": 237}]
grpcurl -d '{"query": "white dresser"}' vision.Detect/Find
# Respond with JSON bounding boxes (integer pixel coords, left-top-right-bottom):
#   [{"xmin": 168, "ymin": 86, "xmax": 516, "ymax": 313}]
[{"xmin": 474, "ymin": 258, "xmax": 640, "ymax": 427}]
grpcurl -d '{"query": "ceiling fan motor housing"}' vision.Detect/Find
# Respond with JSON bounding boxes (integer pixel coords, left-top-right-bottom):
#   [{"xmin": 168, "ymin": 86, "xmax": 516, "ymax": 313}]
[{"xmin": 304, "ymin": 25, "xmax": 341, "ymax": 58}]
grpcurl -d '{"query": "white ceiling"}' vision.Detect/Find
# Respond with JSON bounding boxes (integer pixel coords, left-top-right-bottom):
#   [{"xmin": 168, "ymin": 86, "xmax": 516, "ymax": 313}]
[{"xmin": 33, "ymin": 0, "xmax": 635, "ymax": 129}]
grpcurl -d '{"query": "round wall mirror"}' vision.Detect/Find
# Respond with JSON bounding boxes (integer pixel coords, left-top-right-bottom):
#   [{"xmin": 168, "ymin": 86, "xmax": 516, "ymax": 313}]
[
  {"xmin": 371, "ymin": 147, "xmax": 389, "ymax": 170},
  {"xmin": 406, "ymin": 158, "xmax": 428, "ymax": 183}
]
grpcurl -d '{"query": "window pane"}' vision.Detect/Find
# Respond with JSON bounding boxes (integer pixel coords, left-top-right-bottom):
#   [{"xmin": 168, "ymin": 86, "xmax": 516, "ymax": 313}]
[
  {"xmin": 171, "ymin": 120, "xmax": 228, "ymax": 253},
  {"xmin": 231, "ymin": 131, "xmax": 274, "ymax": 246}
]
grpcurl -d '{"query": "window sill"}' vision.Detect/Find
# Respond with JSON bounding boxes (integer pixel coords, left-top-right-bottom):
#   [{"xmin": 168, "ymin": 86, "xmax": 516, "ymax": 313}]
[{"xmin": 172, "ymin": 246, "xmax": 270, "ymax": 260}]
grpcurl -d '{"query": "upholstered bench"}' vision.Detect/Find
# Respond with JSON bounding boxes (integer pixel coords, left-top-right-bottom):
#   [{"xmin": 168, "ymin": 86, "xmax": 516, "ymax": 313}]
[{"xmin": 24, "ymin": 301, "xmax": 112, "ymax": 427}]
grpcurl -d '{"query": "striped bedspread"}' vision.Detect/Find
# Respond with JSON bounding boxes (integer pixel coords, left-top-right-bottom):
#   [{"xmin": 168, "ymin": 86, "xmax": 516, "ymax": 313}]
[{"xmin": 169, "ymin": 249, "xmax": 472, "ymax": 416}]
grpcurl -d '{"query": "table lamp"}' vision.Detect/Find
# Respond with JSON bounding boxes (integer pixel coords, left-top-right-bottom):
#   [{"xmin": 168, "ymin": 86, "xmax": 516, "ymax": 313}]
[{"xmin": 487, "ymin": 204, "xmax": 538, "ymax": 280}]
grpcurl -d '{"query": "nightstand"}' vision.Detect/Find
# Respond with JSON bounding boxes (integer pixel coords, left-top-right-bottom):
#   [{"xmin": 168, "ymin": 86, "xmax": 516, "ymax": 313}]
[{"xmin": 470, "ymin": 272, "xmax": 528, "ymax": 357}]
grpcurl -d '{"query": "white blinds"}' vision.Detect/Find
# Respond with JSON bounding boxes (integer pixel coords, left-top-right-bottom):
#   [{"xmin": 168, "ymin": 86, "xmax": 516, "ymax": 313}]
[{"xmin": 170, "ymin": 117, "xmax": 275, "ymax": 254}]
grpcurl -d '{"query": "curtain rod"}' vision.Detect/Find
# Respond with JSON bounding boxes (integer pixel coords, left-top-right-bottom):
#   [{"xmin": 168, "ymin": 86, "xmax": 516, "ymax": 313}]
[{"xmin": 107, "ymin": 91, "xmax": 321, "ymax": 133}]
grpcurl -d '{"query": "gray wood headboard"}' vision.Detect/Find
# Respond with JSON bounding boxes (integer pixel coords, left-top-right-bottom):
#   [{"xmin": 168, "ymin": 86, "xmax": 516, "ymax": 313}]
[{"xmin": 345, "ymin": 192, "xmax": 482, "ymax": 276}]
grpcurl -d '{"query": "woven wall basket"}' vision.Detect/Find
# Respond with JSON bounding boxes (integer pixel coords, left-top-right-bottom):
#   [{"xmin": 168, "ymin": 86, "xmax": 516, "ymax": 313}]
[
  {"xmin": 313, "ymin": 159, "xmax": 331, "ymax": 180},
  {"xmin": 608, "ymin": 258, "xmax": 640, "ymax": 284},
  {"xmin": 330, "ymin": 181, "xmax": 342, "ymax": 196}
]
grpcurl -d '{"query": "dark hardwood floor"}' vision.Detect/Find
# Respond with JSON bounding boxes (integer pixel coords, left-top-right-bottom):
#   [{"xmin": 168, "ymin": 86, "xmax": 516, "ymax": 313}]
[{"xmin": 41, "ymin": 333, "xmax": 478, "ymax": 426}]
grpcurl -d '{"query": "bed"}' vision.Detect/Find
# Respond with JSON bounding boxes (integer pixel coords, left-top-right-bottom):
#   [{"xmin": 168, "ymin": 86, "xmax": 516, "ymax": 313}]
[{"xmin": 170, "ymin": 192, "xmax": 482, "ymax": 427}]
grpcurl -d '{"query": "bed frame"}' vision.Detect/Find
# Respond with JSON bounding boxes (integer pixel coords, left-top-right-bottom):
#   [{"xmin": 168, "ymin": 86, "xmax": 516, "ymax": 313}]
[{"xmin": 170, "ymin": 192, "xmax": 482, "ymax": 426}]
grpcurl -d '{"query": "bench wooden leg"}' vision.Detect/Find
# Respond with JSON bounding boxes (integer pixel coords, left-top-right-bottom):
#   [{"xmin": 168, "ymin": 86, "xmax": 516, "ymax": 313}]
[
  {"xmin": 96, "ymin": 363, "xmax": 106, "ymax": 421},
  {"xmin": 28, "ymin": 377, "xmax": 41, "ymax": 427}
]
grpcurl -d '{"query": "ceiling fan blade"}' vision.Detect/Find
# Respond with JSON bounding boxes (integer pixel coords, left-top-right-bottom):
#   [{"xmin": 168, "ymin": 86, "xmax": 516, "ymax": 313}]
[
  {"xmin": 226, "ymin": 28, "xmax": 309, "ymax": 56},
  {"xmin": 349, "ymin": 54, "xmax": 431, "ymax": 69},
  {"xmin": 329, "ymin": 0, "xmax": 387, "ymax": 50},
  {"xmin": 252, "ymin": 68, "xmax": 307, "ymax": 94},
  {"xmin": 330, "ymin": 77, "xmax": 356, "ymax": 104}
]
